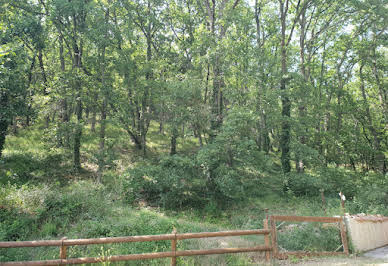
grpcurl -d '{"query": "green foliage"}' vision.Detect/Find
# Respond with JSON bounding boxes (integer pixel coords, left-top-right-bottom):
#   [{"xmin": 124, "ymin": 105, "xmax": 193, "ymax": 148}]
[
  {"xmin": 1, "ymin": 0, "xmax": 388, "ymax": 263},
  {"xmin": 0, "ymin": 208, "xmax": 37, "ymax": 241},
  {"xmin": 348, "ymin": 172, "xmax": 388, "ymax": 215},
  {"xmin": 124, "ymin": 155, "xmax": 206, "ymax": 208},
  {"xmin": 197, "ymin": 107, "xmax": 274, "ymax": 201},
  {"xmin": 286, "ymin": 167, "xmax": 361, "ymax": 198},
  {"xmin": 0, "ymin": 180, "xmax": 111, "ymax": 242},
  {"xmin": 278, "ymin": 223, "xmax": 341, "ymax": 252}
]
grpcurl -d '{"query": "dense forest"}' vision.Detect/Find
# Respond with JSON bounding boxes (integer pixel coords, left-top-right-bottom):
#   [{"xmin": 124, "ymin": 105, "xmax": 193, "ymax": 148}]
[{"xmin": 0, "ymin": 0, "xmax": 387, "ymax": 263}]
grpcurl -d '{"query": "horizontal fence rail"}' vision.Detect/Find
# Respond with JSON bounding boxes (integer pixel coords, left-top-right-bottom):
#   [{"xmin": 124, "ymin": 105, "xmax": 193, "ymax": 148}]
[
  {"xmin": 271, "ymin": 215, "xmax": 342, "ymax": 223},
  {"xmin": 0, "ymin": 228, "xmax": 272, "ymax": 266},
  {"xmin": 0, "ymin": 229, "xmax": 270, "ymax": 248}
]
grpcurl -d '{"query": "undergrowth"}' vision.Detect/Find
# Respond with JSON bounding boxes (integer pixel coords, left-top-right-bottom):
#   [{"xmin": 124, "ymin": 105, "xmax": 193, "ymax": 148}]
[{"xmin": 1, "ymin": 123, "xmax": 387, "ymax": 264}]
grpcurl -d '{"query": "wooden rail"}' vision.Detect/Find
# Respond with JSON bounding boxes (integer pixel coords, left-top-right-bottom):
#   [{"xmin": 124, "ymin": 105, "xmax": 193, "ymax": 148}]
[
  {"xmin": 0, "ymin": 228, "xmax": 272, "ymax": 265},
  {"xmin": 0, "ymin": 215, "xmax": 351, "ymax": 264},
  {"xmin": 270, "ymin": 215, "xmax": 349, "ymax": 259}
]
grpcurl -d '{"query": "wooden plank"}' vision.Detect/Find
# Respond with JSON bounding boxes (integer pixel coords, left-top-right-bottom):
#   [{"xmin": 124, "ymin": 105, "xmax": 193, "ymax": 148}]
[
  {"xmin": 175, "ymin": 246, "xmax": 272, "ymax": 257},
  {"xmin": 1, "ymin": 260, "xmax": 63, "ymax": 266},
  {"xmin": 1, "ymin": 247, "xmax": 273, "ymax": 265},
  {"xmin": 1, "ymin": 252, "xmax": 175, "ymax": 266},
  {"xmin": 0, "ymin": 240, "xmax": 62, "ymax": 248},
  {"xmin": 176, "ymin": 229, "xmax": 270, "ymax": 240},
  {"xmin": 263, "ymin": 219, "xmax": 271, "ymax": 262},
  {"xmin": 270, "ymin": 218, "xmax": 278, "ymax": 258},
  {"xmin": 271, "ymin": 215, "xmax": 341, "ymax": 223},
  {"xmin": 1, "ymin": 230, "xmax": 270, "ymax": 249},
  {"xmin": 0, "ymin": 230, "xmax": 270, "ymax": 249},
  {"xmin": 339, "ymin": 218, "xmax": 349, "ymax": 255},
  {"xmin": 63, "ymin": 234, "xmax": 175, "ymax": 246}
]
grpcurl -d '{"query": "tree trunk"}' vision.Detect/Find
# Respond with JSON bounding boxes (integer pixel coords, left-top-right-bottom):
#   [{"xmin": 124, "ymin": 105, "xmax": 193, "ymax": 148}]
[
  {"xmin": 91, "ymin": 108, "xmax": 97, "ymax": 133},
  {"xmin": 279, "ymin": 0, "xmax": 291, "ymax": 174},
  {"xmin": 38, "ymin": 49, "xmax": 50, "ymax": 128},
  {"xmin": 73, "ymin": 91, "xmax": 83, "ymax": 171},
  {"xmin": 73, "ymin": 43, "xmax": 83, "ymax": 171},
  {"xmin": 0, "ymin": 119, "xmax": 7, "ymax": 158},
  {"xmin": 97, "ymin": 5, "xmax": 110, "ymax": 182},
  {"xmin": 210, "ymin": 56, "xmax": 224, "ymax": 138},
  {"xmin": 26, "ymin": 52, "xmax": 36, "ymax": 127},
  {"xmin": 97, "ymin": 99, "xmax": 107, "ymax": 181},
  {"xmin": 170, "ymin": 128, "xmax": 178, "ymax": 155},
  {"xmin": 297, "ymin": 7, "xmax": 307, "ymax": 173},
  {"xmin": 360, "ymin": 64, "xmax": 385, "ymax": 173}
]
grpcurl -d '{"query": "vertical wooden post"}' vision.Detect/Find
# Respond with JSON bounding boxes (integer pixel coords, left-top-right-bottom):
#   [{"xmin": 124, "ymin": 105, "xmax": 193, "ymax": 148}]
[
  {"xmin": 339, "ymin": 218, "xmax": 349, "ymax": 255},
  {"xmin": 171, "ymin": 228, "xmax": 177, "ymax": 266},
  {"xmin": 270, "ymin": 216, "xmax": 278, "ymax": 259},
  {"xmin": 60, "ymin": 237, "xmax": 67, "ymax": 261},
  {"xmin": 263, "ymin": 218, "xmax": 270, "ymax": 262}
]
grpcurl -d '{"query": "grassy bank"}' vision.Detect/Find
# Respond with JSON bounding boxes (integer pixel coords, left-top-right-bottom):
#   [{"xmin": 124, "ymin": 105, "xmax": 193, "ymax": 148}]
[{"xmin": 1, "ymin": 122, "xmax": 387, "ymax": 264}]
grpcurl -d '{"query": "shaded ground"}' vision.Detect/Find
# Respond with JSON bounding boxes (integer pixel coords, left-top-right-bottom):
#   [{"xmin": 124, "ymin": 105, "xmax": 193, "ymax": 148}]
[
  {"xmin": 364, "ymin": 246, "xmax": 388, "ymax": 260},
  {"xmin": 274, "ymin": 245, "xmax": 388, "ymax": 265},
  {"xmin": 277, "ymin": 255, "xmax": 388, "ymax": 265}
]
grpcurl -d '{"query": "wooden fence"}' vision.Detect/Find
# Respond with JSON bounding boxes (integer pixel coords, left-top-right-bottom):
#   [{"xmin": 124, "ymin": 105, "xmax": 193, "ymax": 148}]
[
  {"xmin": 0, "ymin": 215, "xmax": 350, "ymax": 265},
  {"xmin": 0, "ymin": 225, "xmax": 272, "ymax": 265},
  {"xmin": 270, "ymin": 215, "xmax": 349, "ymax": 259}
]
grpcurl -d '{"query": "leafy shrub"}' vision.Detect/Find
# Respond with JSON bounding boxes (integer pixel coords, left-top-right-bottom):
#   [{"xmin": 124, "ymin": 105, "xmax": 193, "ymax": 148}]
[
  {"xmin": 278, "ymin": 223, "xmax": 341, "ymax": 252},
  {"xmin": 38, "ymin": 181, "xmax": 111, "ymax": 229},
  {"xmin": 196, "ymin": 107, "xmax": 274, "ymax": 202},
  {"xmin": 0, "ymin": 208, "xmax": 37, "ymax": 241},
  {"xmin": 348, "ymin": 172, "xmax": 388, "ymax": 215},
  {"xmin": 0, "ymin": 183, "xmax": 50, "ymax": 240},
  {"xmin": 286, "ymin": 167, "xmax": 360, "ymax": 198},
  {"xmin": 124, "ymin": 155, "xmax": 206, "ymax": 208},
  {"xmin": 285, "ymin": 172, "xmax": 324, "ymax": 197}
]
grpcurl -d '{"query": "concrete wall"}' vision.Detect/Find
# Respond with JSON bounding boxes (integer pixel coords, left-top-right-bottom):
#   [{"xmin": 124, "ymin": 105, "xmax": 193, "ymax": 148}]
[{"xmin": 345, "ymin": 215, "xmax": 388, "ymax": 252}]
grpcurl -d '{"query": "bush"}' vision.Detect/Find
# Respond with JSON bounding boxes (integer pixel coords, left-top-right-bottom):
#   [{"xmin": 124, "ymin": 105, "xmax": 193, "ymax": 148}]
[
  {"xmin": 196, "ymin": 107, "xmax": 274, "ymax": 202},
  {"xmin": 278, "ymin": 223, "xmax": 341, "ymax": 252},
  {"xmin": 37, "ymin": 181, "xmax": 111, "ymax": 230},
  {"xmin": 0, "ymin": 208, "xmax": 37, "ymax": 241},
  {"xmin": 348, "ymin": 172, "xmax": 388, "ymax": 215},
  {"xmin": 286, "ymin": 167, "xmax": 360, "ymax": 198},
  {"xmin": 124, "ymin": 155, "xmax": 206, "ymax": 209},
  {"xmin": 0, "ymin": 184, "xmax": 48, "ymax": 241},
  {"xmin": 285, "ymin": 172, "xmax": 324, "ymax": 197},
  {"xmin": 0, "ymin": 180, "xmax": 112, "ymax": 242}
]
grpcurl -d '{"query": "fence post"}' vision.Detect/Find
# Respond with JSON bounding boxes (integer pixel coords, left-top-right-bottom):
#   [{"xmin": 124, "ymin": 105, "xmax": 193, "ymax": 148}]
[
  {"xmin": 270, "ymin": 217, "xmax": 278, "ymax": 259},
  {"xmin": 263, "ymin": 218, "xmax": 270, "ymax": 262},
  {"xmin": 339, "ymin": 218, "xmax": 349, "ymax": 255},
  {"xmin": 60, "ymin": 237, "xmax": 67, "ymax": 263},
  {"xmin": 171, "ymin": 228, "xmax": 177, "ymax": 266}
]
